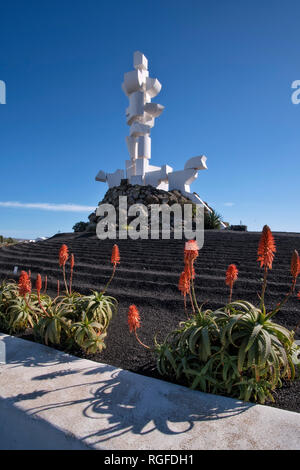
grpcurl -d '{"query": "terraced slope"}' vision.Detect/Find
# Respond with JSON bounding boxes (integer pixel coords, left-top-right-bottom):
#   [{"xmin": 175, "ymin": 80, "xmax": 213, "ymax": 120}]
[
  {"xmin": 0, "ymin": 231, "xmax": 299, "ymax": 409},
  {"xmin": 1, "ymin": 229, "xmax": 299, "ymax": 347}
]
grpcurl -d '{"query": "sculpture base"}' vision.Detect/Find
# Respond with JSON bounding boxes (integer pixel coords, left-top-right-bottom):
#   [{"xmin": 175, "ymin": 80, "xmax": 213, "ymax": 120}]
[{"xmin": 87, "ymin": 181, "xmax": 212, "ymax": 233}]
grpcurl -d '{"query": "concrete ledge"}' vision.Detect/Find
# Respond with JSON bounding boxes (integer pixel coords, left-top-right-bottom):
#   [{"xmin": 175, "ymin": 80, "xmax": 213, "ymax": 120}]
[{"xmin": 0, "ymin": 333, "xmax": 299, "ymax": 450}]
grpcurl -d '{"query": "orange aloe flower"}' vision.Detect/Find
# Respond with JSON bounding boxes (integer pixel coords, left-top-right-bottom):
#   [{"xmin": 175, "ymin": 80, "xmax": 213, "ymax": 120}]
[
  {"xmin": 184, "ymin": 240, "xmax": 199, "ymax": 265},
  {"xmin": 36, "ymin": 274, "xmax": 42, "ymax": 294},
  {"xmin": 291, "ymin": 250, "xmax": 300, "ymax": 281},
  {"xmin": 257, "ymin": 225, "xmax": 276, "ymax": 269},
  {"xmin": 178, "ymin": 271, "xmax": 190, "ymax": 296},
  {"xmin": 184, "ymin": 262, "xmax": 195, "ymax": 281},
  {"xmin": 128, "ymin": 304, "xmax": 141, "ymax": 333},
  {"xmin": 225, "ymin": 264, "xmax": 239, "ymax": 289},
  {"xmin": 226, "ymin": 264, "xmax": 238, "ymax": 304},
  {"xmin": 35, "ymin": 273, "xmax": 49, "ymax": 316},
  {"xmin": 111, "ymin": 244, "xmax": 120, "ymax": 266},
  {"xmin": 18, "ymin": 271, "xmax": 32, "ymax": 297},
  {"xmin": 59, "ymin": 244, "xmax": 69, "ymax": 267}
]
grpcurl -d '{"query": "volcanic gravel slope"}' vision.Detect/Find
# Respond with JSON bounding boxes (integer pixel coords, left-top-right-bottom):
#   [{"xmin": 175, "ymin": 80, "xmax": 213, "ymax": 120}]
[{"xmin": 0, "ymin": 231, "xmax": 299, "ymax": 412}]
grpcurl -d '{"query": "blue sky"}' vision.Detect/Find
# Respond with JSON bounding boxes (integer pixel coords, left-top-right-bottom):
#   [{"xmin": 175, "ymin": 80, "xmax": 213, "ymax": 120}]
[{"xmin": 0, "ymin": 0, "xmax": 299, "ymax": 238}]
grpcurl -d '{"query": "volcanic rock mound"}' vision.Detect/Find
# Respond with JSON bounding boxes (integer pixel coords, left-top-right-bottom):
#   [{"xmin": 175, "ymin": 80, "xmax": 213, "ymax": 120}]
[{"xmin": 87, "ymin": 180, "xmax": 212, "ymax": 232}]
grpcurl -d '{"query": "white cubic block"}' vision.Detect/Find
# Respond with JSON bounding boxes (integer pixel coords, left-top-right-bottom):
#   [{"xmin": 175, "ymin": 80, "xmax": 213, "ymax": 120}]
[
  {"xmin": 184, "ymin": 155, "xmax": 208, "ymax": 170},
  {"xmin": 123, "ymin": 70, "xmax": 144, "ymax": 95},
  {"xmin": 134, "ymin": 51, "xmax": 148, "ymax": 71},
  {"xmin": 130, "ymin": 175, "xmax": 144, "ymax": 185},
  {"xmin": 129, "ymin": 122, "xmax": 151, "ymax": 137},
  {"xmin": 107, "ymin": 169, "xmax": 124, "ymax": 188},
  {"xmin": 168, "ymin": 169, "xmax": 198, "ymax": 192},
  {"xmin": 137, "ymin": 135, "xmax": 151, "ymax": 159},
  {"xmin": 144, "ymin": 102, "xmax": 164, "ymax": 118},
  {"xmin": 126, "ymin": 159, "xmax": 136, "ymax": 178},
  {"xmin": 127, "ymin": 91, "xmax": 145, "ymax": 124},
  {"xmin": 146, "ymin": 77, "xmax": 162, "ymax": 98},
  {"xmin": 126, "ymin": 136, "xmax": 138, "ymax": 160},
  {"xmin": 135, "ymin": 157, "xmax": 149, "ymax": 176}
]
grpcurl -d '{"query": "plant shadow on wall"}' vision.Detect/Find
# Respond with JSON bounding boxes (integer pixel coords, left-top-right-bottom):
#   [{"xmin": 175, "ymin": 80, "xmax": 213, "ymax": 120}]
[
  {"xmin": 0, "ymin": 334, "xmax": 80, "ymax": 370},
  {"xmin": 5, "ymin": 363, "xmax": 252, "ymax": 446}
]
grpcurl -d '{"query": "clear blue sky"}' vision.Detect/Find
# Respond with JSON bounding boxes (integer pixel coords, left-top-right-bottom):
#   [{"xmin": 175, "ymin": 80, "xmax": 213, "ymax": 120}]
[{"xmin": 0, "ymin": 0, "xmax": 299, "ymax": 238}]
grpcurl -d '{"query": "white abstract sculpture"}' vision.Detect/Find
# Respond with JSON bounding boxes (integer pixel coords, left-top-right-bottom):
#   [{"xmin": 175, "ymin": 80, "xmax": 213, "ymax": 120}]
[{"xmin": 95, "ymin": 51, "xmax": 208, "ymax": 204}]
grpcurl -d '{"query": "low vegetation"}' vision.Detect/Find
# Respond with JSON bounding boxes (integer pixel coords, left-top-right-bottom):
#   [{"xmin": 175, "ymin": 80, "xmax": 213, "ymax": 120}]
[
  {"xmin": 0, "ymin": 244, "xmax": 119, "ymax": 354},
  {"xmin": 0, "ymin": 235, "xmax": 16, "ymax": 246},
  {"xmin": 129, "ymin": 226, "xmax": 300, "ymax": 404},
  {"xmin": 72, "ymin": 221, "xmax": 89, "ymax": 232},
  {"xmin": 204, "ymin": 209, "xmax": 223, "ymax": 230}
]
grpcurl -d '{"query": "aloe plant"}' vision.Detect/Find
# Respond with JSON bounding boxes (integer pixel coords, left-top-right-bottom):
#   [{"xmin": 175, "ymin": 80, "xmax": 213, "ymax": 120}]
[
  {"xmin": 56, "ymin": 291, "xmax": 82, "ymax": 317},
  {"xmin": 35, "ymin": 303, "xmax": 72, "ymax": 345},
  {"xmin": 81, "ymin": 291, "xmax": 118, "ymax": 330},
  {"xmin": 155, "ymin": 301, "xmax": 299, "ymax": 403},
  {"xmin": 71, "ymin": 311, "xmax": 106, "ymax": 353},
  {"xmin": 6, "ymin": 294, "xmax": 40, "ymax": 333},
  {"xmin": 218, "ymin": 301, "xmax": 296, "ymax": 377}
]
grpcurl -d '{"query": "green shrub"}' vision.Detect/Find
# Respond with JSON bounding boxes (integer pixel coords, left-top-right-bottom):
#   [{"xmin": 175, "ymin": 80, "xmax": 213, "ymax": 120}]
[
  {"xmin": 73, "ymin": 221, "xmax": 89, "ymax": 232},
  {"xmin": 204, "ymin": 209, "xmax": 223, "ymax": 230},
  {"xmin": 0, "ymin": 243, "xmax": 120, "ymax": 354}
]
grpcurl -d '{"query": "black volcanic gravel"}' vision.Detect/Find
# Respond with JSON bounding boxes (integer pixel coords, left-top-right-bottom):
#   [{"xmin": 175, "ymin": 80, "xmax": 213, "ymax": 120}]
[{"xmin": 0, "ymin": 230, "xmax": 299, "ymax": 413}]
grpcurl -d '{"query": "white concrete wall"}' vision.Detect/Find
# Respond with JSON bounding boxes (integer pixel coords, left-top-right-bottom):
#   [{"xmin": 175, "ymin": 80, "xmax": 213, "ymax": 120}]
[{"xmin": 0, "ymin": 333, "xmax": 299, "ymax": 450}]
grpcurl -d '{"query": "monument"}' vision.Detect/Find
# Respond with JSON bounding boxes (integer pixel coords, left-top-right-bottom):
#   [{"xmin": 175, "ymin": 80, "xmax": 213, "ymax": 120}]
[{"xmin": 95, "ymin": 51, "xmax": 209, "ymax": 207}]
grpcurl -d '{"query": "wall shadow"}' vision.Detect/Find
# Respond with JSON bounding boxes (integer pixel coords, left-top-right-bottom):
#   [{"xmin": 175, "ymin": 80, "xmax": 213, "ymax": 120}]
[
  {"xmin": 6, "ymin": 365, "xmax": 253, "ymax": 448},
  {"xmin": 1, "ymin": 334, "xmax": 80, "ymax": 369}
]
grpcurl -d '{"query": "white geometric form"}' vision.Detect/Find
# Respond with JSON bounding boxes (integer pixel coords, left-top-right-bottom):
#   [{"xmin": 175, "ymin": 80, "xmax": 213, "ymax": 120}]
[
  {"xmin": 144, "ymin": 102, "xmax": 164, "ymax": 118},
  {"xmin": 168, "ymin": 169, "xmax": 199, "ymax": 193},
  {"xmin": 130, "ymin": 175, "xmax": 144, "ymax": 185},
  {"xmin": 134, "ymin": 50, "xmax": 148, "ymax": 70},
  {"xmin": 126, "ymin": 137, "xmax": 138, "ymax": 160},
  {"xmin": 137, "ymin": 135, "xmax": 151, "ymax": 159},
  {"xmin": 129, "ymin": 122, "xmax": 152, "ymax": 137},
  {"xmin": 122, "ymin": 51, "xmax": 164, "ymax": 175},
  {"xmin": 145, "ymin": 77, "xmax": 162, "ymax": 98},
  {"xmin": 126, "ymin": 91, "xmax": 145, "ymax": 124},
  {"xmin": 106, "ymin": 169, "xmax": 124, "ymax": 188},
  {"xmin": 184, "ymin": 156, "xmax": 208, "ymax": 171},
  {"xmin": 145, "ymin": 164, "xmax": 173, "ymax": 188},
  {"xmin": 123, "ymin": 71, "xmax": 144, "ymax": 96},
  {"xmin": 95, "ymin": 52, "xmax": 209, "ymax": 201},
  {"xmin": 125, "ymin": 159, "xmax": 135, "ymax": 178}
]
